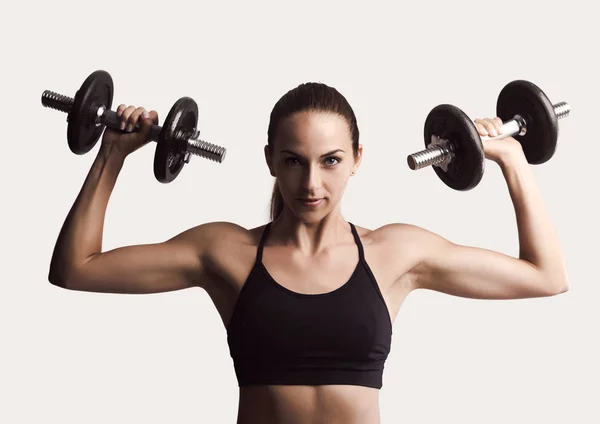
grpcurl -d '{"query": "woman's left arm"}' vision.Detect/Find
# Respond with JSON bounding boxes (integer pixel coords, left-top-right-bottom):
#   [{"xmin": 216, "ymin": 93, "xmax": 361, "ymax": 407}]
[{"xmin": 398, "ymin": 117, "xmax": 570, "ymax": 299}]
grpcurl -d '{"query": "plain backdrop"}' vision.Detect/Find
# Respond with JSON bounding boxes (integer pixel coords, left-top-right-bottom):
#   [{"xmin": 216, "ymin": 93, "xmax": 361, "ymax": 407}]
[{"xmin": 2, "ymin": 1, "xmax": 599, "ymax": 423}]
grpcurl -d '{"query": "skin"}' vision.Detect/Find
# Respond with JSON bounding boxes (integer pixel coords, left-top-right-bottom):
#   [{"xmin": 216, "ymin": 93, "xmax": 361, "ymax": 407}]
[{"xmin": 48, "ymin": 103, "xmax": 570, "ymax": 424}]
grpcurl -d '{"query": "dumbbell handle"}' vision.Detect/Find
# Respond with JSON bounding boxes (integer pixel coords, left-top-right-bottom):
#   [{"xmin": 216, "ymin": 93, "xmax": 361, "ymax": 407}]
[
  {"xmin": 407, "ymin": 101, "xmax": 571, "ymax": 171},
  {"xmin": 42, "ymin": 90, "xmax": 226, "ymax": 163}
]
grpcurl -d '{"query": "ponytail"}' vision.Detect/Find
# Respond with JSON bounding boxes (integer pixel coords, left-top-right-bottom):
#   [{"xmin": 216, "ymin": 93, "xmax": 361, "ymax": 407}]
[{"xmin": 269, "ymin": 181, "xmax": 284, "ymax": 221}]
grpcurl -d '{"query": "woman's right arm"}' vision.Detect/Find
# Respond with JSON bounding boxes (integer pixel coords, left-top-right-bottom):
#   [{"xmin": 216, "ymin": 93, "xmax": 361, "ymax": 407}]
[{"xmin": 48, "ymin": 105, "xmax": 218, "ymax": 294}]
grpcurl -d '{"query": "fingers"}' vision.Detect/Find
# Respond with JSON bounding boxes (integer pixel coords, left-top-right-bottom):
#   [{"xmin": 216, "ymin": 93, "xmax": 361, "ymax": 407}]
[
  {"xmin": 116, "ymin": 104, "xmax": 135, "ymax": 131},
  {"xmin": 128, "ymin": 107, "xmax": 148, "ymax": 132},
  {"xmin": 115, "ymin": 105, "xmax": 159, "ymax": 133},
  {"xmin": 474, "ymin": 117, "xmax": 504, "ymax": 137},
  {"xmin": 146, "ymin": 110, "xmax": 159, "ymax": 125},
  {"xmin": 119, "ymin": 105, "xmax": 144, "ymax": 132},
  {"xmin": 474, "ymin": 120, "xmax": 489, "ymax": 136},
  {"xmin": 138, "ymin": 111, "xmax": 158, "ymax": 136}
]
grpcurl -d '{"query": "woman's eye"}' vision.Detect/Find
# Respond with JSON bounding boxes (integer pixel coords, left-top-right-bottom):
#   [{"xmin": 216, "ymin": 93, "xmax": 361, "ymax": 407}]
[
  {"xmin": 284, "ymin": 157, "xmax": 340, "ymax": 166},
  {"xmin": 285, "ymin": 158, "xmax": 301, "ymax": 166}
]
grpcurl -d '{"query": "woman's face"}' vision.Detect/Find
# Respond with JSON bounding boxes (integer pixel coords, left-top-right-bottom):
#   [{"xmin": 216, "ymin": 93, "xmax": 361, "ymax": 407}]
[{"xmin": 265, "ymin": 111, "xmax": 362, "ymax": 221}]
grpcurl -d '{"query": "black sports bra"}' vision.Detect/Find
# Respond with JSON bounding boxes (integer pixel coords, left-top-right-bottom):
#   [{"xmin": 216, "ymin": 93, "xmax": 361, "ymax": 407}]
[{"xmin": 226, "ymin": 222, "xmax": 393, "ymax": 389}]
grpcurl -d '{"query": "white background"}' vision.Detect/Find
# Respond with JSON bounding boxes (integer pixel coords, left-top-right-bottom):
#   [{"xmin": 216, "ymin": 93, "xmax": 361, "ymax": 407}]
[{"xmin": 2, "ymin": 0, "xmax": 598, "ymax": 422}]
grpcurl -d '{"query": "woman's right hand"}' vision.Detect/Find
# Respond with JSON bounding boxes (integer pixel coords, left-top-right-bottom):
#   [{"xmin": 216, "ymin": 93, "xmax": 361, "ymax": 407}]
[{"xmin": 101, "ymin": 105, "xmax": 159, "ymax": 158}]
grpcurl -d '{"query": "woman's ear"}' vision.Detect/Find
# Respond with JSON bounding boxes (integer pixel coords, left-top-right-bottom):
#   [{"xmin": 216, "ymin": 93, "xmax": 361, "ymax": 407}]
[
  {"xmin": 354, "ymin": 144, "xmax": 363, "ymax": 172},
  {"xmin": 264, "ymin": 145, "xmax": 276, "ymax": 177}
]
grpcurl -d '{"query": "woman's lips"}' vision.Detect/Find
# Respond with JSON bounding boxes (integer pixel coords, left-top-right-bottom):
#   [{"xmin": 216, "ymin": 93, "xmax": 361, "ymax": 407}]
[{"xmin": 298, "ymin": 198, "xmax": 323, "ymax": 207}]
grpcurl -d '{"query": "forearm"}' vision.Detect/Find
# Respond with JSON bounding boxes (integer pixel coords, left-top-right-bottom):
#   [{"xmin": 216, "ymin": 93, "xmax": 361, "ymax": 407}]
[
  {"xmin": 48, "ymin": 144, "xmax": 126, "ymax": 284},
  {"xmin": 500, "ymin": 154, "xmax": 569, "ymax": 287}
]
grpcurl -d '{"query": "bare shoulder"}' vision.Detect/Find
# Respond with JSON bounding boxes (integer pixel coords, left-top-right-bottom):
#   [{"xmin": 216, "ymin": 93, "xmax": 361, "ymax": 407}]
[
  {"xmin": 188, "ymin": 221, "xmax": 267, "ymax": 284},
  {"xmin": 187, "ymin": 221, "xmax": 253, "ymax": 242},
  {"xmin": 364, "ymin": 223, "xmax": 452, "ymax": 284},
  {"xmin": 181, "ymin": 221, "xmax": 258, "ymax": 257},
  {"xmin": 370, "ymin": 222, "xmax": 451, "ymax": 246},
  {"xmin": 350, "ymin": 222, "xmax": 425, "ymax": 251}
]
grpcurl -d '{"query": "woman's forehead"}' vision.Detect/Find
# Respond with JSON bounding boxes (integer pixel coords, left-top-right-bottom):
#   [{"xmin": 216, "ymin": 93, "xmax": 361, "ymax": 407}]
[{"xmin": 276, "ymin": 111, "xmax": 351, "ymax": 146}]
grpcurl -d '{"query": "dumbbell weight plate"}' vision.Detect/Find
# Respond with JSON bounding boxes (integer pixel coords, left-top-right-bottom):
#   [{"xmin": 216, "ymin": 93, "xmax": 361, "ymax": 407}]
[
  {"xmin": 496, "ymin": 80, "xmax": 558, "ymax": 165},
  {"xmin": 423, "ymin": 104, "xmax": 485, "ymax": 191},
  {"xmin": 154, "ymin": 97, "xmax": 198, "ymax": 183},
  {"xmin": 67, "ymin": 70, "xmax": 114, "ymax": 155}
]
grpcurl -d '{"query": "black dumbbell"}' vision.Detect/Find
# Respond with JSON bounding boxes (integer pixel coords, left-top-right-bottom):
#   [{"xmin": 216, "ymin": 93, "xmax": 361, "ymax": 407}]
[
  {"xmin": 406, "ymin": 80, "xmax": 571, "ymax": 190},
  {"xmin": 42, "ymin": 70, "xmax": 227, "ymax": 183}
]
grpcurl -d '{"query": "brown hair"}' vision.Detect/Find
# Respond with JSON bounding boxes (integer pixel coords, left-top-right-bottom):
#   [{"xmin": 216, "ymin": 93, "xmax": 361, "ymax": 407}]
[{"xmin": 266, "ymin": 82, "xmax": 360, "ymax": 221}]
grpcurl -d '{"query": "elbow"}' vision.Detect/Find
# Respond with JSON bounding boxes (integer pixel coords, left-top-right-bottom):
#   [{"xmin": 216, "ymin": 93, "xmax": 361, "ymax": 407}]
[
  {"xmin": 554, "ymin": 280, "xmax": 570, "ymax": 295},
  {"xmin": 48, "ymin": 273, "xmax": 66, "ymax": 289},
  {"xmin": 48, "ymin": 255, "xmax": 69, "ymax": 288},
  {"xmin": 532, "ymin": 266, "xmax": 570, "ymax": 297},
  {"xmin": 48, "ymin": 268, "xmax": 72, "ymax": 290},
  {"xmin": 48, "ymin": 256, "xmax": 90, "ymax": 290},
  {"xmin": 550, "ymin": 268, "xmax": 571, "ymax": 295},
  {"xmin": 543, "ymin": 278, "xmax": 570, "ymax": 297}
]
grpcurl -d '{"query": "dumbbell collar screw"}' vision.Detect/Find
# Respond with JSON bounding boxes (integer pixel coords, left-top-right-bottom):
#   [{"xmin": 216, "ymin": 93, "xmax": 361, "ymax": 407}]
[
  {"xmin": 513, "ymin": 115, "xmax": 527, "ymax": 137},
  {"xmin": 425, "ymin": 135, "xmax": 455, "ymax": 172},
  {"xmin": 95, "ymin": 105, "xmax": 106, "ymax": 127}
]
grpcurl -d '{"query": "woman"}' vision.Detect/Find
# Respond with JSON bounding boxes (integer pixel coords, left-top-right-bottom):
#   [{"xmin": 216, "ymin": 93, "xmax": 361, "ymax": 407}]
[{"xmin": 48, "ymin": 82, "xmax": 569, "ymax": 424}]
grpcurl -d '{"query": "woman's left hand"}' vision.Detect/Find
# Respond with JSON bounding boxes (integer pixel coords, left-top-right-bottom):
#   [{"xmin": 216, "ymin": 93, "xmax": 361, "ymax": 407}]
[{"xmin": 474, "ymin": 117, "xmax": 526, "ymax": 166}]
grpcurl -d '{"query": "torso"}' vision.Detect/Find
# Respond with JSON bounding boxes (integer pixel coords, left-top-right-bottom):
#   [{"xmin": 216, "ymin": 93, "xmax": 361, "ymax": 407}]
[{"xmin": 199, "ymin": 222, "xmax": 417, "ymax": 424}]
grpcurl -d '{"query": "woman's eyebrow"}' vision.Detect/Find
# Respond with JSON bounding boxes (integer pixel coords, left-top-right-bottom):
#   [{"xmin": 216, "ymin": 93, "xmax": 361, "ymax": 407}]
[{"xmin": 280, "ymin": 149, "xmax": 346, "ymax": 157}]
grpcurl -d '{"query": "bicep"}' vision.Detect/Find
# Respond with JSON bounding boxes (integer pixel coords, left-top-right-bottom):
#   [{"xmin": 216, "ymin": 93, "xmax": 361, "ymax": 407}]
[{"xmin": 61, "ymin": 230, "xmax": 205, "ymax": 295}]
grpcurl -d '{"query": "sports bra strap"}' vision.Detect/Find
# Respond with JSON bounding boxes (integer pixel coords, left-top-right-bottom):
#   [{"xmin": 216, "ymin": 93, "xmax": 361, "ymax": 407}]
[
  {"xmin": 256, "ymin": 222, "xmax": 272, "ymax": 263},
  {"xmin": 349, "ymin": 222, "xmax": 365, "ymax": 261}
]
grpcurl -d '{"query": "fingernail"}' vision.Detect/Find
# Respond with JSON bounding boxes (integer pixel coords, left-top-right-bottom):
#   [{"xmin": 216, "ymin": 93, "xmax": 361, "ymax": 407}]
[
  {"xmin": 126, "ymin": 124, "xmax": 133, "ymax": 132},
  {"xmin": 142, "ymin": 111, "xmax": 150, "ymax": 119},
  {"xmin": 120, "ymin": 121, "xmax": 126, "ymax": 130},
  {"xmin": 490, "ymin": 129, "xmax": 497, "ymax": 136}
]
